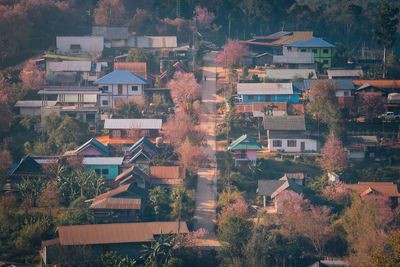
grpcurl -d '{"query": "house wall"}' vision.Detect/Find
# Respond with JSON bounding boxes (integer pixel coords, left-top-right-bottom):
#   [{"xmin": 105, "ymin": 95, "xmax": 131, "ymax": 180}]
[
  {"xmin": 242, "ymin": 94, "xmax": 299, "ymax": 103},
  {"xmin": 86, "ymin": 164, "xmax": 119, "ymax": 179},
  {"xmin": 56, "ymin": 36, "xmax": 104, "ymax": 56},
  {"xmin": 77, "ymin": 147, "xmax": 105, "ymax": 157},
  {"xmin": 336, "ymin": 89, "xmax": 352, "ymax": 97},
  {"xmin": 19, "ymin": 107, "xmax": 41, "ymax": 116},
  {"xmin": 99, "ymin": 83, "xmax": 144, "ymax": 109},
  {"xmin": 287, "ymin": 47, "xmax": 333, "ymax": 69},
  {"xmin": 111, "ymin": 39, "xmax": 126, "ymax": 47},
  {"xmin": 234, "ymin": 150, "xmax": 257, "ymax": 160},
  {"xmin": 268, "ymin": 138, "xmax": 318, "ymax": 153}
]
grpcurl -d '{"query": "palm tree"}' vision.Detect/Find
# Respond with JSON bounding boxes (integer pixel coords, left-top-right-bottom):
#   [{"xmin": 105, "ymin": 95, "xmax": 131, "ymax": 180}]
[{"xmin": 141, "ymin": 233, "xmax": 176, "ymax": 267}]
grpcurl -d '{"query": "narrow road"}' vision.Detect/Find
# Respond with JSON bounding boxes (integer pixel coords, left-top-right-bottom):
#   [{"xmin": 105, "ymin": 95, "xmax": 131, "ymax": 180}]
[{"xmin": 194, "ymin": 52, "xmax": 219, "ymax": 245}]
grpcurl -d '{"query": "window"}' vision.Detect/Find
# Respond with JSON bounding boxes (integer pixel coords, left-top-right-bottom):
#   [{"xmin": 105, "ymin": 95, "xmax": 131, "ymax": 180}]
[
  {"xmin": 273, "ymin": 140, "xmax": 282, "ymax": 147},
  {"xmin": 312, "ymin": 49, "xmax": 317, "ymax": 54},
  {"xmin": 131, "ymin": 85, "xmax": 138, "ymax": 92},
  {"xmin": 323, "ymin": 60, "xmax": 329, "ymax": 65},
  {"xmin": 86, "ymin": 114, "xmax": 95, "ymax": 120},
  {"xmin": 287, "ymin": 140, "xmax": 297, "ymax": 147},
  {"xmin": 70, "ymin": 44, "xmax": 81, "ymax": 50},
  {"xmin": 102, "ymin": 100, "xmax": 109, "ymax": 106},
  {"xmin": 344, "ymin": 91, "xmax": 350, "ymax": 96},
  {"xmin": 248, "ymin": 95, "xmax": 254, "ymax": 100},
  {"xmin": 112, "ymin": 130, "xmax": 121, "ymax": 137},
  {"xmin": 118, "ymin": 85, "xmax": 123, "ymax": 95},
  {"xmin": 102, "ymin": 169, "xmax": 109, "ymax": 175},
  {"xmin": 287, "ymin": 47, "xmax": 292, "ymax": 51},
  {"xmin": 323, "ymin": 49, "xmax": 329, "ymax": 54},
  {"xmin": 95, "ymin": 169, "xmax": 101, "ymax": 175},
  {"xmin": 300, "ymin": 49, "xmax": 306, "ymax": 52},
  {"xmin": 101, "ymin": 86, "xmax": 108, "ymax": 92}
]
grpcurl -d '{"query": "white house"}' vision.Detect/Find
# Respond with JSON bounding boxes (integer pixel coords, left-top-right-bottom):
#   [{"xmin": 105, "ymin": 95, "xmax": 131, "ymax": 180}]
[
  {"xmin": 126, "ymin": 36, "xmax": 177, "ymax": 49},
  {"xmin": 56, "ymin": 36, "xmax": 104, "ymax": 56},
  {"xmin": 264, "ymin": 116, "xmax": 318, "ymax": 153},
  {"xmin": 94, "ymin": 70, "xmax": 148, "ymax": 109}
]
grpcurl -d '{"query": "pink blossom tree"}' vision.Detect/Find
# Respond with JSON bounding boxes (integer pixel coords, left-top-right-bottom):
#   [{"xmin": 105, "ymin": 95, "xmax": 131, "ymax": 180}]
[
  {"xmin": 167, "ymin": 72, "xmax": 201, "ymax": 108},
  {"xmin": 215, "ymin": 39, "xmax": 249, "ymax": 67},
  {"xmin": 219, "ymin": 198, "xmax": 249, "ymax": 220},
  {"xmin": 20, "ymin": 59, "xmax": 45, "ymax": 90},
  {"xmin": 323, "ymin": 181, "xmax": 351, "ymax": 206},
  {"xmin": 176, "ymin": 138, "xmax": 209, "ymax": 172},
  {"xmin": 193, "ymin": 6, "xmax": 215, "ymax": 29},
  {"xmin": 320, "ymin": 136, "xmax": 348, "ymax": 173},
  {"xmin": 163, "ymin": 112, "xmax": 205, "ymax": 146},
  {"xmin": 174, "ymin": 228, "xmax": 208, "ymax": 248},
  {"xmin": 357, "ymin": 92, "xmax": 386, "ymax": 120}
]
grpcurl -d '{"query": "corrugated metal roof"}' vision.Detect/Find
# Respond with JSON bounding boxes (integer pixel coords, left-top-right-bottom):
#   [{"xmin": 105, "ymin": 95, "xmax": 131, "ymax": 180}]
[
  {"xmin": 90, "ymin": 197, "xmax": 141, "ymax": 210},
  {"xmin": 257, "ymin": 180, "xmax": 286, "ymax": 196},
  {"xmin": 49, "ymin": 61, "xmax": 92, "ymax": 72},
  {"xmin": 237, "ymin": 83, "xmax": 293, "ymax": 95},
  {"xmin": 265, "ymin": 69, "xmax": 317, "ymax": 80},
  {"xmin": 302, "ymin": 79, "xmax": 355, "ymax": 90},
  {"xmin": 127, "ymin": 36, "xmax": 177, "ymax": 48},
  {"xmin": 104, "ymin": 119, "xmax": 162, "ymax": 130},
  {"xmin": 272, "ymin": 31, "xmax": 314, "ymax": 45},
  {"xmin": 352, "ymin": 80, "xmax": 400, "ymax": 89},
  {"xmin": 273, "ymin": 52, "xmax": 314, "ymax": 64},
  {"xmin": 94, "ymin": 70, "xmax": 148, "ymax": 85},
  {"xmin": 114, "ymin": 62, "xmax": 147, "ymax": 79},
  {"xmin": 327, "ymin": 69, "xmax": 363, "ymax": 78},
  {"xmin": 228, "ymin": 134, "xmax": 262, "ymax": 151},
  {"xmin": 57, "ymin": 221, "xmax": 189, "ymax": 245},
  {"xmin": 92, "ymin": 26, "xmax": 129, "ymax": 40},
  {"xmin": 150, "ymin": 166, "xmax": 185, "ymax": 179},
  {"xmin": 82, "ymin": 157, "xmax": 124, "ymax": 165},
  {"xmin": 286, "ymin": 37, "xmax": 336, "ymax": 48},
  {"xmin": 263, "ymin": 116, "xmax": 306, "ymax": 131},
  {"xmin": 15, "ymin": 100, "xmax": 57, "ymax": 107}
]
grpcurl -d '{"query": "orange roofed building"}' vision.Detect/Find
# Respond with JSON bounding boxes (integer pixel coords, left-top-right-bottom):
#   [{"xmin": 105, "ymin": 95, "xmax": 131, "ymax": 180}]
[
  {"xmin": 114, "ymin": 62, "xmax": 147, "ymax": 80},
  {"xmin": 150, "ymin": 166, "xmax": 186, "ymax": 186},
  {"xmin": 353, "ymin": 80, "xmax": 400, "ymax": 90},
  {"xmin": 344, "ymin": 182, "xmax": 400, "ymax": 207}
]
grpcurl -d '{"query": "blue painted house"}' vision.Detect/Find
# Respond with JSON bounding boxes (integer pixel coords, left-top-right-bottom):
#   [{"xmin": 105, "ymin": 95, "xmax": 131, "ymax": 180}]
[
  {"xmin": 82, "ymin": 157, "xmax": 124, "ymax": 179},
  {"xmin": 237, "ymin": 83, "xmax": 300, "ymax": 103}
]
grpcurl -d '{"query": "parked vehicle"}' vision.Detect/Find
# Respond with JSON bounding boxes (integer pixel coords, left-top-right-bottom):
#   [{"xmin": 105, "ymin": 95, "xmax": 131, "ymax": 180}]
[{"xmin": 378, "ymin": 112, "xmax": 400, "ymax": 120}]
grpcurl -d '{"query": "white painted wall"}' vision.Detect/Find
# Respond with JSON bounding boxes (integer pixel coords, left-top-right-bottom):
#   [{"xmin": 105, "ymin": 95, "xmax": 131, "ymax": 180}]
[
  {"xmin": 268, "ymin": 138, "xmax": 318, "ymax": 152},
  {"xmin": 335, "ymin": 89, "xmax": 352, "ymax": 97},
  {"xmin": 56, "ymin": 36, "xmax": 104, "ymax": 56}
]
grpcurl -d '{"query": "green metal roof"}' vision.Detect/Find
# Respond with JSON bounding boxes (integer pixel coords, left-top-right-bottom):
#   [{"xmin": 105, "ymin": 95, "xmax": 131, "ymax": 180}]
[{"xmin": 228, "ymin": 134, "xmax": 262, "ymax": 151}]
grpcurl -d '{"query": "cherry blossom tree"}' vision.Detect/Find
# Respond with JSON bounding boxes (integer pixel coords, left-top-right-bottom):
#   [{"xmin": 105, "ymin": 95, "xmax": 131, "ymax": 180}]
[
  {"xmin": 174, "ymin": 228, "xmax": 208, "ymax": 248},
  {"xmin": 167, "ymin": 72, "xmax": 201, "ymax": 108},
  {"xmin": 323, "ymin": 181, "xmax": 351, "ymax": 206},
  {"xmin": 163, "ymin": 112, "xmax": 205, "ymax": 146},
  {"xmin": 176, "ymin": 138, "xmax": 209, "ymax": 172},
  {"xmin": 320, "ymin": 136, "xmax": 348, "ymax": 173},
  {"xmin": 357, "ymin": 92, "xmax": 386, "ymax": 120},
  {"xmin": 219, "ymin": 198, "xmax": 249, "ymax": 222},
  {"xmin": 193, "ymin": 6, "xmax": 215, "ymax": 29},
  {"xmin": 215, "ymin": 39, "xmax": 249, "ymax": 67},
  {"xmin": 20, "ymin": 59, "xmax": 45, "ymax": 90},
  {"xmin": 94, "ymin": 0, "xmax": 126, "ymax": 26}
]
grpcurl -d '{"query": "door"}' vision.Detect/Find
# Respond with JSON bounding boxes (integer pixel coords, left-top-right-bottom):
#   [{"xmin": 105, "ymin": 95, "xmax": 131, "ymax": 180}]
[
  {"xmin": 118, "ymin": 85, "xmax": 123, "ymax": 95},
  {"xmin": 301, "ymin": 142, "xmax": 305, "ymax": 152}
]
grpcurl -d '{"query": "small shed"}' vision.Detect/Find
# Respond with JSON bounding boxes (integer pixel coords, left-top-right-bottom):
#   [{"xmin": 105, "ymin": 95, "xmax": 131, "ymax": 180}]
[{"xmin": 228, "ymin": 135, "xmax": 262, "ymax": 166}]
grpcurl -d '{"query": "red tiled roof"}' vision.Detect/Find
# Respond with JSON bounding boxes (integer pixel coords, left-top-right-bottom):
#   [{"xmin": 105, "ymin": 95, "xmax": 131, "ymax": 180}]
[
  {"xmin": 56, "ymin": 221, "xmax": 189, "ymax": 245},
  {"xmin": 344, "ymin": 182, "xmax": 400, "ymax": 197},
  {"xmin": 288, "ymin": 103, "xmax": 305, "ymax": 115},
  {"xmin": 353, "ymin": 80, "xmax": 400, "ymax": 89},
  {"xmin": 150, "ymin": 166, "xmax": 185, "ymax": 179},
  {"xmin": 235, "ymin": 104, "xmax": 253, "ymax": 113},
  {"xmin": 252, "ymin": 102, "xmax": 287, "ymax": 112}
]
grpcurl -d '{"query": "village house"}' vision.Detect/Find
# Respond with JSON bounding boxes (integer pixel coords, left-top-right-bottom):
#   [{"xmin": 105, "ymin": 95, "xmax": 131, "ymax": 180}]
[
  {"xmin": 64, "ymin": 138, "xmax": 110, "ymax": 157},
  {"xmin": 89, "ymin": 183, "xmax": 147, "ymax": 223},
  {"xmin": 284, "ymin": 37, "xmax": 336, "ymax": 69},
  {"xmin": 347, "ymin": 135, "xmax": 379, "ymax": 162},
  {"xmin": 114, "ymin": 166, "xmax": 150, "ymax": 189},
  {"xmin": 38, "ymin": 85, "xmax": 101, "ymax": 126},
  {"xmin": 41, "ymin": 221, "xmax": 189, "ymax": 265},
  {"xmin": 327, "ymin": 69, "xmax": 363, "ymax": 79},
  {"xmin": 228, "ymin": 135, "xmax": 262, "ymax": 166},
  {"xmin": 265, "ymin": 68, "xmax": 317, "ymax": 81},
  {"xmin": 158, "ymin": 61, "xmax": 188, "ymax": 87},
  {"xmin": 94, "ymin": 70, "xmax": 148, "ymax": 110},
  {"xmin": 344, "ymin": 182, "xmax": 400, "ymax": 207},
  {"xmin": 272, "ymin": 51, "xmax": 316, "ymax": 69},
  {"xmin": 47, "ymin": 60, "xmax": 106, "ymax": 85},
  {"xmin": 236, "ymin": 83, "xmax": 300, "ymax": 103},
  {"xmin": 280, "ymin": 173, "xmax": 306, "ymax": 186},
  {"xmin": 264, "ymin": 116, "xmax": 318, "ymax": 153},
  {"xmin": 92, "ymin": 26, "xmax": 129, "ymax": 48},
  {"xmin": 82, "ymin": 157, "xmax": 124, "ymax": 180},
  {"xmin": 127, "ymin": 137, "xmax": 158, "ymax": 168},
  {"xmin": 257, "ymin": 178, "xmax": 304, "ymax": 209},
  {"xmin": 14, "ymin": 100, "xmax": 57, "ymax": 117},
  {"xmin": 150, "ymin": 166, "xmax": 186, "ymax": 186},
  {"xmin": 5, "ymin": 156, "xmax": 42, "ymax": 190},
  {"xmin": 56, "ymin": 36, "xmax": 104, "ymax": 57},
  {"xmin": 104, "ymin": 119, "xmax": 162, "ymax": 139}
]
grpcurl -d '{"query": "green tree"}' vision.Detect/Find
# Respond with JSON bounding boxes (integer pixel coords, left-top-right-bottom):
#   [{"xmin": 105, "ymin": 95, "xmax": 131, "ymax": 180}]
[
  {"xmin": 126, "ymin": 48, "xmax": 158, "ymax": 73},
  {"xmin": 149, "ymin": 186, "xmax": 171, "ymax": 220},
  {"xmin": 16, "ymin": 176, "xmax": 46, "ymax": 207},
  {"xmin": 114, "ymin": 100, "xmax": 142, "ymax": 118},
  {"xmin": 100, "ymin": 251, "xmax": 136, "ymax": 267},
  {"xmin": 372, "ymin": 229, "xmax": 400, "ymax": 267},
  {"xmin": 141, "ymin": 233, "xmax": 176, "ymax": 267},
  {"xmin": 373, "ymin": 1, "xmax": 399, "ymax": 79},
  {"xmin": 170, "ymin": 185, "xmax": 195, "ymax": 222}
]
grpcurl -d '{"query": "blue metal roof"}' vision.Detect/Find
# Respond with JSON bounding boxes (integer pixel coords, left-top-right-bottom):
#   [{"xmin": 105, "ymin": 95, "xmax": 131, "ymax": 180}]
[
  {"xmin": 94, "ymin": 70, "xmax": 148, "ymax": 85},
  {"xmin": 300, "ymin": 79, "xmax": 355, "ymax": 91},
  {"xmin": 287, "ymin": 38, "xmax": 336, "ymax": 48}
]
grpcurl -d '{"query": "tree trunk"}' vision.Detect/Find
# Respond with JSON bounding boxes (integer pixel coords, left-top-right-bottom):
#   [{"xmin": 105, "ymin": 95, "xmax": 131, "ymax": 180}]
[{"xmin": 383, "ymin": 46, "xmax": 387, "ymax": 79}]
